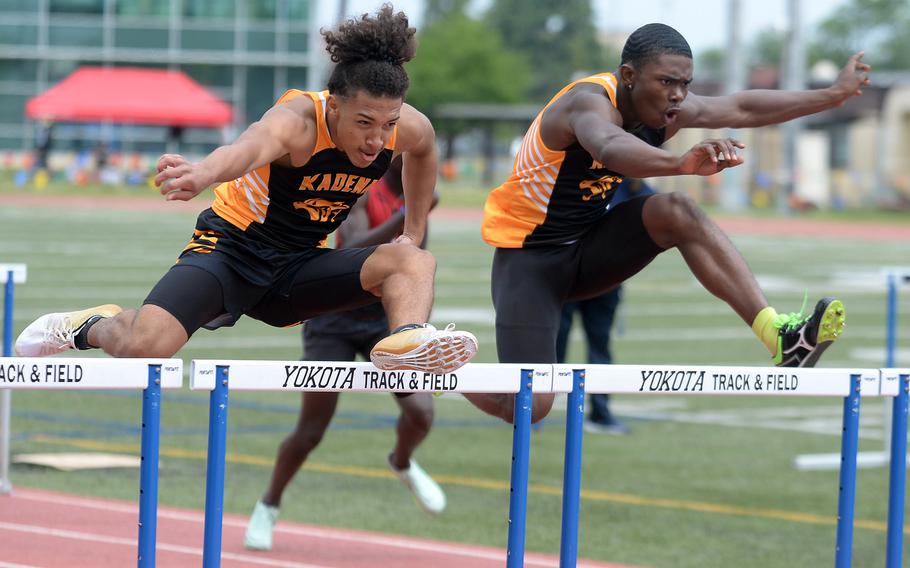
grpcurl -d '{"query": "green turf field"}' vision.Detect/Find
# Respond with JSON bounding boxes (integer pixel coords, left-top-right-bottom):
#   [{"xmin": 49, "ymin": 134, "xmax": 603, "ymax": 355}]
[{"xmin": 1, "ymin": 194, "xmax": 908, "ymax": 567}]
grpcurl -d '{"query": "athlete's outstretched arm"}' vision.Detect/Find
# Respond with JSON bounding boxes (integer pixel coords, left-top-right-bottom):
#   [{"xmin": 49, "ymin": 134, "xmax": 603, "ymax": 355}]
[
  {"xmin": 677, "ymin": 52, "xmax": 871, "ymax": 131},
  {"xmin": 154, "ymin": 97, "xmax": 314, "ymax": 201},
  {"xmin": 555, "ymin": 87, "xmax": 744, "ymax": 178},
  {"xmin": 395, "ymin": 104, "xmax": 438, "ymax": 245}
]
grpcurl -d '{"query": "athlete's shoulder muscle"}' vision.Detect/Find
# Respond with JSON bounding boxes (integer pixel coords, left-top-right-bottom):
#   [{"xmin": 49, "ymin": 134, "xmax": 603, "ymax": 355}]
[
  {"xmin": 541, "ymin": 83, "xmax": 622, "ymax": 151},
  {"xmin": 265, "ymin": 94, "xmax": 318, "ymax": 167},
  {"xmin": 394, "ymin": 103, "xmax": 435, "ymax": 158}
]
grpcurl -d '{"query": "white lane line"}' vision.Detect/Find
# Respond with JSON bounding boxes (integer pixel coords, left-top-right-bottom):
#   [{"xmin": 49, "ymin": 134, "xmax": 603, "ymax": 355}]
[
  {"xmin": 0, "ymin": 522, "xmax": 326, "ymax": 568},
  {"xmin": 8, "ymin": 491, "xmax": 615, "ymax": 568}
]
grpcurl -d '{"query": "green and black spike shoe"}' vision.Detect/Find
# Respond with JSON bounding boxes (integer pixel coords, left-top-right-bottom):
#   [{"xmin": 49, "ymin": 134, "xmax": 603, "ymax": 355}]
[{"xmin": 774, "ymin": 297, "xmax": 846, "ymax": 368}]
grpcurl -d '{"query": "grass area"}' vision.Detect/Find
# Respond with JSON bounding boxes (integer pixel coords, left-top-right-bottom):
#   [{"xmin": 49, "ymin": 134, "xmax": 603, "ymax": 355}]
[
  {"xmin": 4, "ymin": 169, "xmax": 910, "ymax": 225},
  {"xmin": 1, "ymin": 196, "xmax": 908, "ymax": 567}
]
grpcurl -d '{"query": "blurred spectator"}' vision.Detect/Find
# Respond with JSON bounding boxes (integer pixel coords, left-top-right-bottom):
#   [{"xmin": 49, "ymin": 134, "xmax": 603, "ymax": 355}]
[{"xmin": 33, "ymin": 121, "xmax": 53, "ymax": 172}]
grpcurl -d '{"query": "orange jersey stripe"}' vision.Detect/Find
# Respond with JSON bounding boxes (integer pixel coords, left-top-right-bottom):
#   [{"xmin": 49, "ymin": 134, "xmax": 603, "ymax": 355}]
[
  {"xmin": 482, "ymin": 73, "xmax": 619, "ymax": 248},
  {"xmin": 212, "ymin": 164, "xmax": 272, "ymax": 230}
]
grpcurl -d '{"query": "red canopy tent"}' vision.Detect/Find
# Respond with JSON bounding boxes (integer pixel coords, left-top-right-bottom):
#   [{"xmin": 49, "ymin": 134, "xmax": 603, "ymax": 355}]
[{"xmin": 25, "ymin": 66, "xmax": 233, "ymax": 127}]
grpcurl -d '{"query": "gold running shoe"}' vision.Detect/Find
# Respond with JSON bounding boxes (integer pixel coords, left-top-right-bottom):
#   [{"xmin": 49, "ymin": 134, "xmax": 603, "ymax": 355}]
[
  {"xmin": 14, "ymin": 304, "xmax": 122, "ymax": 357},
  {"xmin": 370, "ymin": 323, "xmax": 477, "ymax": 374}
]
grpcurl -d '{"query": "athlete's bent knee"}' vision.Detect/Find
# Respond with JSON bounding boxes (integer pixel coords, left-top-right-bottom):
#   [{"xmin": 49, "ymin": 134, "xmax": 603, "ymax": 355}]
[
  {"xmin": 645, "ymin": 192, "xmax": 705, "ymax": 246},
  {"xmin": 406, "ymin": 405, "xmax": 434, "ymax": 433},
  {"xmin": 667, "ymin": 192, "xmax": 704, "ymax": 225},
  {"xmin": 285, "ymin": 428, "xmax": 325, "ymax": 455},
  {"xmin": 398, "ymin": 246, "xmax": 436, "ymax": 276},
  {"xmin": 531, "ymin": 394, "xmax": 555, "ymax": 424}
]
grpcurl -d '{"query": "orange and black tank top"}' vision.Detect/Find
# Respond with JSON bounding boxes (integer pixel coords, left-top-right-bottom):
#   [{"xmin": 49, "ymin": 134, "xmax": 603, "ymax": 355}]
[
  {"xmin": 482, "ymin": 72, "xmax": 664, "ymax": 248},
  {"xmin": 211, "ymin": 89, "xmax": 397, "ymax": 250}
]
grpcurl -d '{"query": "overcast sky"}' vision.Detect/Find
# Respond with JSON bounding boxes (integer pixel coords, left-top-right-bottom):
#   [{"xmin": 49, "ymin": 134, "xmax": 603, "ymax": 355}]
[{"xmin": 325, "ymin": 0, "xmax": 848, "ymax": 55}]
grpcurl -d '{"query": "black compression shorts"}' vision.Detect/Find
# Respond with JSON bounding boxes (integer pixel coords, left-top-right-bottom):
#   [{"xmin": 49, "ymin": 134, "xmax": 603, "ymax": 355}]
[
  {"xmin": 143, "ymin": 208, "xmax": 379, "ymax": 336},
  {"xmin": 491, "ymin": 194, "xmax": 665, "ymax": 364}
]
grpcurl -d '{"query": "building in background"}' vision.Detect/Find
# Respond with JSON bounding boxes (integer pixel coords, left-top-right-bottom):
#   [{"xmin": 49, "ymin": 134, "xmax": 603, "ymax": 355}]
[{"xmin": 0, "ymin": 0, "xmax": 322, "ymax": 155}]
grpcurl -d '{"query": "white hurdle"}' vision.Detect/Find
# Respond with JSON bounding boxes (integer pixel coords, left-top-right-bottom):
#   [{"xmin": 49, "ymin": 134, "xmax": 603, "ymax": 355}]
[
  {"xmin": 795, "ymin": 267, "xmax": 910, "ymax": 472},
  {"xmin": 190, "ymin": 360, "xmax": 552, "ymax": 568},
  {"xmin": 553, "ymin": 364, "xmax": 880, "ymax": 568},
  {"xmin": 0, "ymin": 357, "xmax": 183, "ymax": 567},
  {"xmin": 189, "ymin": 359, "xmax": 903, "ymax": 568}
]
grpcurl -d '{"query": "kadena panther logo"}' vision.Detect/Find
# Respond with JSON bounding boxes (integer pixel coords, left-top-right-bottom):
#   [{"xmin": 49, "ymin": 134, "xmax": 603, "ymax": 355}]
[
  {"xmin": 293, "ymin": 198, "xmax": 350, "ymax": 222},
  {"xmin": 579, "ymin": 175, "xmax": 622, "ymax": 201}
]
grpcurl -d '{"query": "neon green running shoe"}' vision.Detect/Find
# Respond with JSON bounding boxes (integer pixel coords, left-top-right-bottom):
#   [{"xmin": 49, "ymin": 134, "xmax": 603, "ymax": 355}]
[{"xmin": 774, "ymin": 297, "xmax": 846, "ymax": 367}]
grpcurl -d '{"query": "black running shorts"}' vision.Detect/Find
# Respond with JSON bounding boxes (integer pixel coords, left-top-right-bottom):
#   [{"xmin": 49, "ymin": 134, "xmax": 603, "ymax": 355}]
[
  {"xmin": 491, "ymin": 195, "xmax": 665, "ymax": 364},
  {"xmin": 144, "ymin": 208, "xmax": 379, "ymax": 336}
]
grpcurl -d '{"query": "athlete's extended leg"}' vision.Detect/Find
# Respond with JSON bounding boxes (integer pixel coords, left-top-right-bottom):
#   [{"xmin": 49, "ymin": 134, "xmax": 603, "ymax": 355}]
[
  {"xmin": 15, "ymin": 264, "xmax": 224, "ymax": 358},
  {"xmin": 261, "ymin": 392, "xmax": 340, "ymax": 508},
  {"xmin": 639, "ymin": 192, "xmax": 845, "ymax": 366},
  {"xmin": 244, "ymin": 392, "xmax": 340, "ymax": 551},
  {"xmin": 388, "ymin": 393, "xmax": 446, "ymax": 514},
  {"xmin": 390, "ymin": 393, "xmax": 434, "ymax": 468},
  {"xmin": 246, "ymin": 320, "xmax": 359, "ymax": 551},
  {"xmin": 642, "ymin": 192, "xmax": 766, "ymax": 324},
  {"xmin": 85, "ymin": 305, "xmax": 188, "ymax": 358}
]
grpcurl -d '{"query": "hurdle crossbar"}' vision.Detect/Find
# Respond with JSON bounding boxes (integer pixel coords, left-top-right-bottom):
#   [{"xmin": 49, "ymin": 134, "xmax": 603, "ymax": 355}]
[
  {"xmin": 553, "ymin": 364, "xmax": 879, "ymax": 568},
  {"xmin": 190, "ymin": 360, "xmax": 551, "ymax": 568},
  {"xmin": 0, "ymin": 357, "xmax": 182, "ymax": 568}
]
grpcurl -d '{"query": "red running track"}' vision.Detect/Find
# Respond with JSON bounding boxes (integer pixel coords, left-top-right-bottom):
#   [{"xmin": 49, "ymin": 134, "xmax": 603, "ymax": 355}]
[{"xmin": 0, "ymin": 488, "xmax": 642, "ymax": 568}]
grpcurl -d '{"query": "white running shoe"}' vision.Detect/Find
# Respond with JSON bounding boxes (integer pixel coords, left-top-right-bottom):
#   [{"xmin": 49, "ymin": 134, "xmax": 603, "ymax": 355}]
[
  {"xmin": 370, "ymin": 323, "xmax": 477, "ymax": 374},
  {"xmin": 244, "ymin": 500, "xmax": 279, "ymax": 551},
  {"xmin": 14, "ymin": 304, "xmax": 122, "ymax": 357},
  {"xmin": 389, "ymin": 457, "xmax": 446, "ymax": 515}
]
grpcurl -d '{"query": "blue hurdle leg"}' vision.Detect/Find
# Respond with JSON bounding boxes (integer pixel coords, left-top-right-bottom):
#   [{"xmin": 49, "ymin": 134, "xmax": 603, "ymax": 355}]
[
  {"xmin": 835, "ymin": 374, "xmax": 862, "ymax": 568},
  {"xmin": 559, "ymin": 369, "xmax": 585, "ymax": 568},
  {"xmin": 203, "ymin": 366, "xmax": 230, "ymax": 568},
  {"xmin": 137, "ymin": 364, "xmax": 162, "ymax": 568},
  {"xmin": 507, "ymin": 369, "xmax": 534, "ymax": 568},
  {"xmin": 3, "ymin": 270, "xmax": 12, "ymax": 357},
  {"xmin": 1, "ymin": 270, "xmax": 14, "ymax": 495},
  {"xmin": 886, "ymin": 373, "xmax": 909, "ymax": 568}
]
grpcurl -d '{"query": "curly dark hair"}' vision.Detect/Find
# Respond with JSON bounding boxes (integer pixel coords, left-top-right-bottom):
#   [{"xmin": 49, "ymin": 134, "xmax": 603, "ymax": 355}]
[
  {"xmin": 621, "ymin": 23, "xmax": 692, "ymax": 69},
  {"xmin": 323, "ymin": 4, "xmax": 417, "ymax": 99}
]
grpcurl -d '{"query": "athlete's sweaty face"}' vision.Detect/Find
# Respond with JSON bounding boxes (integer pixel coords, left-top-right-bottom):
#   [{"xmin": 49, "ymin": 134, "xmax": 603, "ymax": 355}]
[
  {"xmin": 626, "ymin": 53, "xmax": 692, "ymax": 129},
  {"xmin": 327, "ymin": 90, "xmax": 402, "ymax": 168}
]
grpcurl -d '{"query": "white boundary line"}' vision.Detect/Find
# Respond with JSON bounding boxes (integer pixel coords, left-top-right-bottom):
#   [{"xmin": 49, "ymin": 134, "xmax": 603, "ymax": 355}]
[
  {"xmin": 0, "ymin": 522, "xmax": 326, "ymax": 568},
  {"xmin": 8, "ymin": 490, "xmax": 613, "ymax": 568}
]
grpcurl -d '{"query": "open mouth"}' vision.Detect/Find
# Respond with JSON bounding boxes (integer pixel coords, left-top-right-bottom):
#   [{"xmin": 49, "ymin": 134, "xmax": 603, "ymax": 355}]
[
  {"xmin": 358, "ymin": 150, "xmax": 378, "ymax": 163},
  {"xmin": 664, "ymin": 108, "xmax": 681, "ymax": 125}
]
